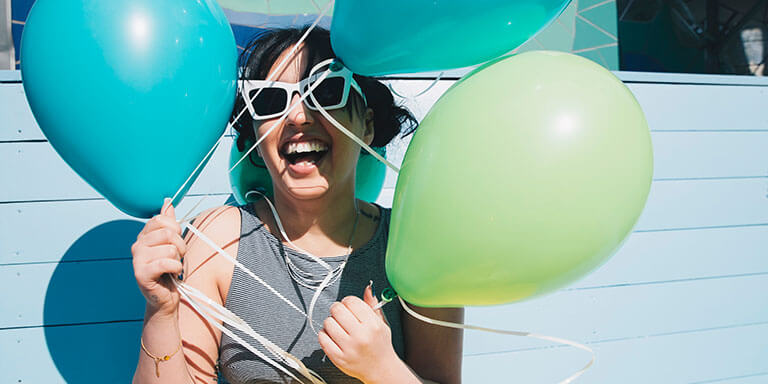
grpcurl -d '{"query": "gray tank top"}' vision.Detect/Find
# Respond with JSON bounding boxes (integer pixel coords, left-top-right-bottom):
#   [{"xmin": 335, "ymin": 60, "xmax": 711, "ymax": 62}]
[{"xmin": 218, "ymin": 203, "xmax": 405, "ymax": 384}]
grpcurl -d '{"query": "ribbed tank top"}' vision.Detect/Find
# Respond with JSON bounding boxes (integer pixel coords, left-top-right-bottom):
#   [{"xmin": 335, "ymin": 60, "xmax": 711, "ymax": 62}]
[{"xmin": 218, "ymin": 203, "xmax": 405, "ymax": 384}]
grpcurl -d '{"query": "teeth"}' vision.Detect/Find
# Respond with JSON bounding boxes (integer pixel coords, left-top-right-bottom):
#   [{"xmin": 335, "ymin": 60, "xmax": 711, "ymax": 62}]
[{"xmin": 285, "ymin": 140, "xmax": 328, "ymax": 155}]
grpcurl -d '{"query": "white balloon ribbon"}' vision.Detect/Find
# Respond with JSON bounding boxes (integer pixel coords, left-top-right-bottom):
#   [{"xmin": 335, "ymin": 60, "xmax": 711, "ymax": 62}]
[
  {"xmin": 396, "ymin": 297, "xmax": 595, "ymax": 383},
  {"xmin": 163, "ymin": 2, "xmax": 597, "ymax": 381}
]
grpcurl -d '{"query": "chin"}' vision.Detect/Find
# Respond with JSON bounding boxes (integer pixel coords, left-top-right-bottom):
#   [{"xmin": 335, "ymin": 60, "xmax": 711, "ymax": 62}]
[{"xmin": 282, "ymin": 180, "xmax": 330, "ymax": 201}]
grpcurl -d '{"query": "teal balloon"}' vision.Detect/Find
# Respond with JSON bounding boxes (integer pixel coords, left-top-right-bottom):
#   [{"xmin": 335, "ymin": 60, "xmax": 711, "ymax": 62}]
[
  {"xmin": 229, "ymin": 138, "xmax": 273, "ymax": 205},
  {"xmin": 386, "ymin": 51, "xmax": 653, "ymax": 307},
  {"xmin": 21, "ymin": 0, "xmax": 237, "ymax": 218},
  {"xmin": 229, "ymin": 137, "xmax": 387, "ymax": 203},
  {"xmin": 216, "ymin": 0, "xmax": 333, "ymax": 14},
  {"xmin": 355, "ymin": 147, "xmax": 388, "ymax": 202},
  {"xmin": 331, "ymin": 0, "xmax": 571, "ymax": 75}
]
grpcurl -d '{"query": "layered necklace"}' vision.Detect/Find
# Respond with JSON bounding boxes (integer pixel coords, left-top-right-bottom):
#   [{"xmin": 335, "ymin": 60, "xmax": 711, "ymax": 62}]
[{"xmin": 282, "ymin": 200, "xmax": 360, "ymax": 290}]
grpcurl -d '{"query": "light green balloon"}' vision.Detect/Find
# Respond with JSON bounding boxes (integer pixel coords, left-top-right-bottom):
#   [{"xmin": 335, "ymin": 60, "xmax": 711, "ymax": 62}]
[
  {"xmin": 386, "ymin": 51, "xmax": 654, "ymax": 307},
  {"xmin": 216, "ymin": 0, "xmax": 333, "ymax": 14}
]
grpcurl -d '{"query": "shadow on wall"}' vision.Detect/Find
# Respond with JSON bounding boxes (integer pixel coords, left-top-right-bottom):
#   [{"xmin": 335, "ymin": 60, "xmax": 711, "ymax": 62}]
[{"xmin": 43, "ymin": 220, "xmax": 146, "ymax": 382}]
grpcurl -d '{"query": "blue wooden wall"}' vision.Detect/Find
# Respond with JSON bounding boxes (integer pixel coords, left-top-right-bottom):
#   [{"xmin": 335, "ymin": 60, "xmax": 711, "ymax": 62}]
[{"xmin": 1, "ymin": 70, "xmax": 767, "ymax": 383}]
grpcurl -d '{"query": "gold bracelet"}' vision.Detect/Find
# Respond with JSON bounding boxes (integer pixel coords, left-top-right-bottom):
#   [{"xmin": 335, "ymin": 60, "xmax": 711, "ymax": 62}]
[{"xmin": 140, "ymin": 337, "xmax": 182, "ymax": 378}]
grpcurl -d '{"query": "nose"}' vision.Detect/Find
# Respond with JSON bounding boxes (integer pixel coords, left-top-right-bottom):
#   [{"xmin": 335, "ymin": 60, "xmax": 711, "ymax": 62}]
[{"xmin": 285, "ymin": 91, "xmax": 314, "ymax": 127}]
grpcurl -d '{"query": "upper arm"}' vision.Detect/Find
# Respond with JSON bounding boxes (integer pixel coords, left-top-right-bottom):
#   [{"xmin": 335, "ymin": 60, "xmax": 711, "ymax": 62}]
[
  {"xmin": 402, "ymin": 304, "xmax": 465, "ymax": 384},
  {"xmin": 178, "ymin": 206, "xmax": 240, "ymax": 383}
]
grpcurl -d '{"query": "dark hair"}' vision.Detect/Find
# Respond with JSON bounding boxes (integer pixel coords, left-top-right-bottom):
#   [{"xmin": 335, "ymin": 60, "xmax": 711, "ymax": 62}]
[{"xmin": 231, "ymin": 26, "xmax": 418, "ymax": 151}]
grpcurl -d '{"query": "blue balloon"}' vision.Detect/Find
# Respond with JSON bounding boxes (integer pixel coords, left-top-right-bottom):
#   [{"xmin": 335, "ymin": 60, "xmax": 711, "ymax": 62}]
[
  {"xmin": 21, "ymin": 0, "xmax": 237, "ymax": 218},
  {"xmin": 331, "ymin": 0, "xmax": 571, "ymax": 75}
]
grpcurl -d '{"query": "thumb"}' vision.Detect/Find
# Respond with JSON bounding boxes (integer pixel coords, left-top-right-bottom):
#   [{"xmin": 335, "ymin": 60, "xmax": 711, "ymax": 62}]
[
  {"xmin": 364, "ymin": 282, "xmax": 387, "ymax": 323},
  {"xmin": 161, "ymin": 198, "xmax": 176, "ymax": 219}
]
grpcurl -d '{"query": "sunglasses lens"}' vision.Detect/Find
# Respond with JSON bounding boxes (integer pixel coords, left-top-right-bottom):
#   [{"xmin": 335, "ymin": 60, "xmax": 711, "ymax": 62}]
[
  {"xmin": 304, "ymin": 77, "xmax": 346, "ymax": 109},
  {"xmin": 248, "ymin": 87, "xmax": 288, "ymax": 117}
]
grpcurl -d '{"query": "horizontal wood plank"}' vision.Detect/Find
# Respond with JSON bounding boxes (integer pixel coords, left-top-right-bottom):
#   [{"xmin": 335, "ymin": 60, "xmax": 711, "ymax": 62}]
[
  {"xmin": 0, "ymin": 315, "xmax": 764, "ymax": 383},
  {"xmin": 3, "ymin": 179, "xmax": 767, "ymax": 264},
  {"xmin": 0, "ymin": 259, "xmax": 144, "ymax": 329},
  {"xmin": 5, "ymin": 77, "xmax": 767, "ymax": 143},
  {"xmin": 461, "ymin": 274, "xmax": 768, "ymax": 354},
  {"xmin": 0, "ymin": 138, "xmax": 234, "ymax": 202},
  {"xmin": 627, "ymin": 83, "xmax": 768, "ymax": 132},
  {"xmin": 634, "ymin": 178, "xmax": 768, "ymax": 231},
  {"xmin": 574, "ymin": 225, "xmax": 768, "ymax": 288},
  {"xmin": 4, "ymin": 131, "xmax": 767, "ymax": 202},
  {"xmin": 0, "ymin": 321, "xmax": 142, "ymax": 384},
  {"xmin": 615, "ymin": 70, "xmax": 768, "ymax": 86},
  {"xmin": 3, "ymin": 255, "xmax": 766, "ymax": 343},
  {"xmin": 0, "ymin": 84, "xmax": 44, "ymax": 141},
  {"xmin": 463, "ymin": 323, "xmax": 768, "ymax": 383}
]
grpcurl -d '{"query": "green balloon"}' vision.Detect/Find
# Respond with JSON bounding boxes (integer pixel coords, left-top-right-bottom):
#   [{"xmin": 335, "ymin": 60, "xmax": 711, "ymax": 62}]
[
  {"xmin": 216, "ymin": 0, "xmax": 333, "ymax": 14},
  {"xmin": 386, "ymin": 51, "xmax": 653, "ymax": 307},
  {"xmin": 229, "ymin": 137, "xmax": 387, "ymax": 204}
]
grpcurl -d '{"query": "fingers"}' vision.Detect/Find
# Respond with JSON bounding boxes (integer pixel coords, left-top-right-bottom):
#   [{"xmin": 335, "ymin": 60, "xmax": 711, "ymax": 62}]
[
  {"xmin": 143, "ymin": 258, "xmax": 183, "ymax": 282},
  {"xmin": 139, "ymin": 227, "xmax": 187, "ymax": 255},
  {"xmin": 363, "ymin": 285, "xmax": 387, "ymax": 324},
  {"xmin": 161, "ymin": 198, "xmax": 176, "ymax": 218},
  {"xmin": 329, "ymin": 301, "xmax": 362, "ymax": 334},
  {"xmin": 139, "ymin": 244, "xmax": 182, "ymax": 265},
  {"xmin": 322, "ymin": 316, "xmax": 350, "ymax": 345},
  {"xmin": 363, "ymin": 284, "xmax": 378, "ymax": 307},
  {"xmin": 318, "ymin": 329, "xmax": 343, "ymax": 358},
  {"xmin": 137, "ymin": 199, "xmax": 179, "ymax": 237},
  {"xmin": 341, "ymin": 296, "xmax": 379, "ymax": 325},
  {"xmin": 139, "ymin": 213, "xmax": 181, "ymax": 238}
]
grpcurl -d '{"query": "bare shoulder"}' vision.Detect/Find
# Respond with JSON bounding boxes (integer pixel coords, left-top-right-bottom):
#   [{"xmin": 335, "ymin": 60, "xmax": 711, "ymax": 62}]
[
  {"xmin": 182, "ymin": 205, "xmax": 241, "ymax": 297},
  {"xmin": 178, "ymin": 205, "xmax": 241, "ymax": 382}
]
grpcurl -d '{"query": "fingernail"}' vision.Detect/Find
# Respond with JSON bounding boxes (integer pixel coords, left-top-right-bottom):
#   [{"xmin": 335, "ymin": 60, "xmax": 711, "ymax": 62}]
[{"xmin": 369, "ymin": 280, "xmax": 376, "ymax": 298}]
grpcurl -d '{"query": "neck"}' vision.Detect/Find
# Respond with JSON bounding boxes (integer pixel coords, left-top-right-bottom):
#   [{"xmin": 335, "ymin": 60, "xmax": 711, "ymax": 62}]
[{"xmin": 270, "ymin": 184, "xmax": 358, "ymax": 249}]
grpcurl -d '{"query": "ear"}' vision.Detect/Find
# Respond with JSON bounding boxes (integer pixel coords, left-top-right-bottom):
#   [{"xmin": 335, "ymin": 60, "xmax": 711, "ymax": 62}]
[{"xmin": 362, "ymin": 107, "xmax": 375, "ymax": 146}]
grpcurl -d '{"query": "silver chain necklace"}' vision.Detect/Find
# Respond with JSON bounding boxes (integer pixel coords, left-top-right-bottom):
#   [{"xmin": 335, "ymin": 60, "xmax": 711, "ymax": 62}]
[{"xmin": 282, "ymin": 201, "xmax": 360, "ymax": 289}]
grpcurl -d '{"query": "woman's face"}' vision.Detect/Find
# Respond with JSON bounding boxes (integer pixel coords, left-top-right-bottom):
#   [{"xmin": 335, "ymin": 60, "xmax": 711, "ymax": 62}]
[{"xmin": 253, "ymin": 45, "xmax": 374, "ymax": 201}]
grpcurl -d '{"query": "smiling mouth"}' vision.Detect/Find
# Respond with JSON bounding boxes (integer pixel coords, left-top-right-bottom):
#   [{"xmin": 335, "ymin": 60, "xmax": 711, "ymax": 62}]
[{"xmin": 281, "ymin": 139, "xmax": 330, "ymax": 166}]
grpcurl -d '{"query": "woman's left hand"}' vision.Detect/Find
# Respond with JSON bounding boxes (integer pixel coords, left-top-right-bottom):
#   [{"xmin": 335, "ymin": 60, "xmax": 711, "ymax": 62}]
[{"xmin": 318, "ymin": 285, "xmax": 407, "ymax": 384}]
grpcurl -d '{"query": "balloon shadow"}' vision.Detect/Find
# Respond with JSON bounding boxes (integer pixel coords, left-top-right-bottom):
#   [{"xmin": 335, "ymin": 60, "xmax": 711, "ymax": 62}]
[{"xmin": 43, "ymin": 220, "xmax": 146, "ymax": 383}]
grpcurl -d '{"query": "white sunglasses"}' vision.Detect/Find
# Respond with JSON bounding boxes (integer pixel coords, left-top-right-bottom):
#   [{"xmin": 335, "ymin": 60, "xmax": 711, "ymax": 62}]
[{"xmin": 239, "ymin": 59, "xmax": 367, "ymax": 120}]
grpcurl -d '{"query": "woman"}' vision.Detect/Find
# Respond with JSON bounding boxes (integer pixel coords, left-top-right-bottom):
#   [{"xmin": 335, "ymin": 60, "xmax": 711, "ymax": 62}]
[{"xmin": 131, "ymin": 26, "xmax": 463, "ymax": 384}]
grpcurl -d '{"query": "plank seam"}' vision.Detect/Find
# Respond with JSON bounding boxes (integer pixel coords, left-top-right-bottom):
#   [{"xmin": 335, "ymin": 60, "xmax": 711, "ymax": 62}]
[
  {"xmin": 653, "ymin": 176, "xmax": 768, "ymax": 181},
  {"xmin": 0, "ymin": 139, "xmax": 47, "ymax": 144},
  {"xmin": 622, "ymin": 81, "xmax": 768, "ymax": 87},
  {"xmin": 0, "ymin": 257, "xmax": 132, "ymax": 267},
  {"xmin": 378, "ymin": 76, "xmax": 768, "ymax": 87},
  {"xmin": 0, "ymin": 318, "xmax": 143, "ymax": 331},
  {"xmin": 689, "ymin": 371, "xmax": 768, "ymax": 384},
  {"xmin": 566, "ymin": 271, "xmax": 768, "ymax": 291},
  {"xmin": 635, "ymin": 223, "xmax": 768, "ymax": 233},
  {"xmin": 0, "ymin": 193, "xmax": 233, "ymax": 205},
  {"xmin": 650, "ymin": 129, "xmax": 768, "ymax": 132},
  {"xmin": 463, "ymin": 320, "xmax": 768, "ymax": 357}
]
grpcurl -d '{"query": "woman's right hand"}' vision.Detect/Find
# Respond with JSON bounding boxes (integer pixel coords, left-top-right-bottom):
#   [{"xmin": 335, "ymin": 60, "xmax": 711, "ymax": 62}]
[{"xmin": 131, "ymin": 198, "xmax": 187, "ymax": 318}]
